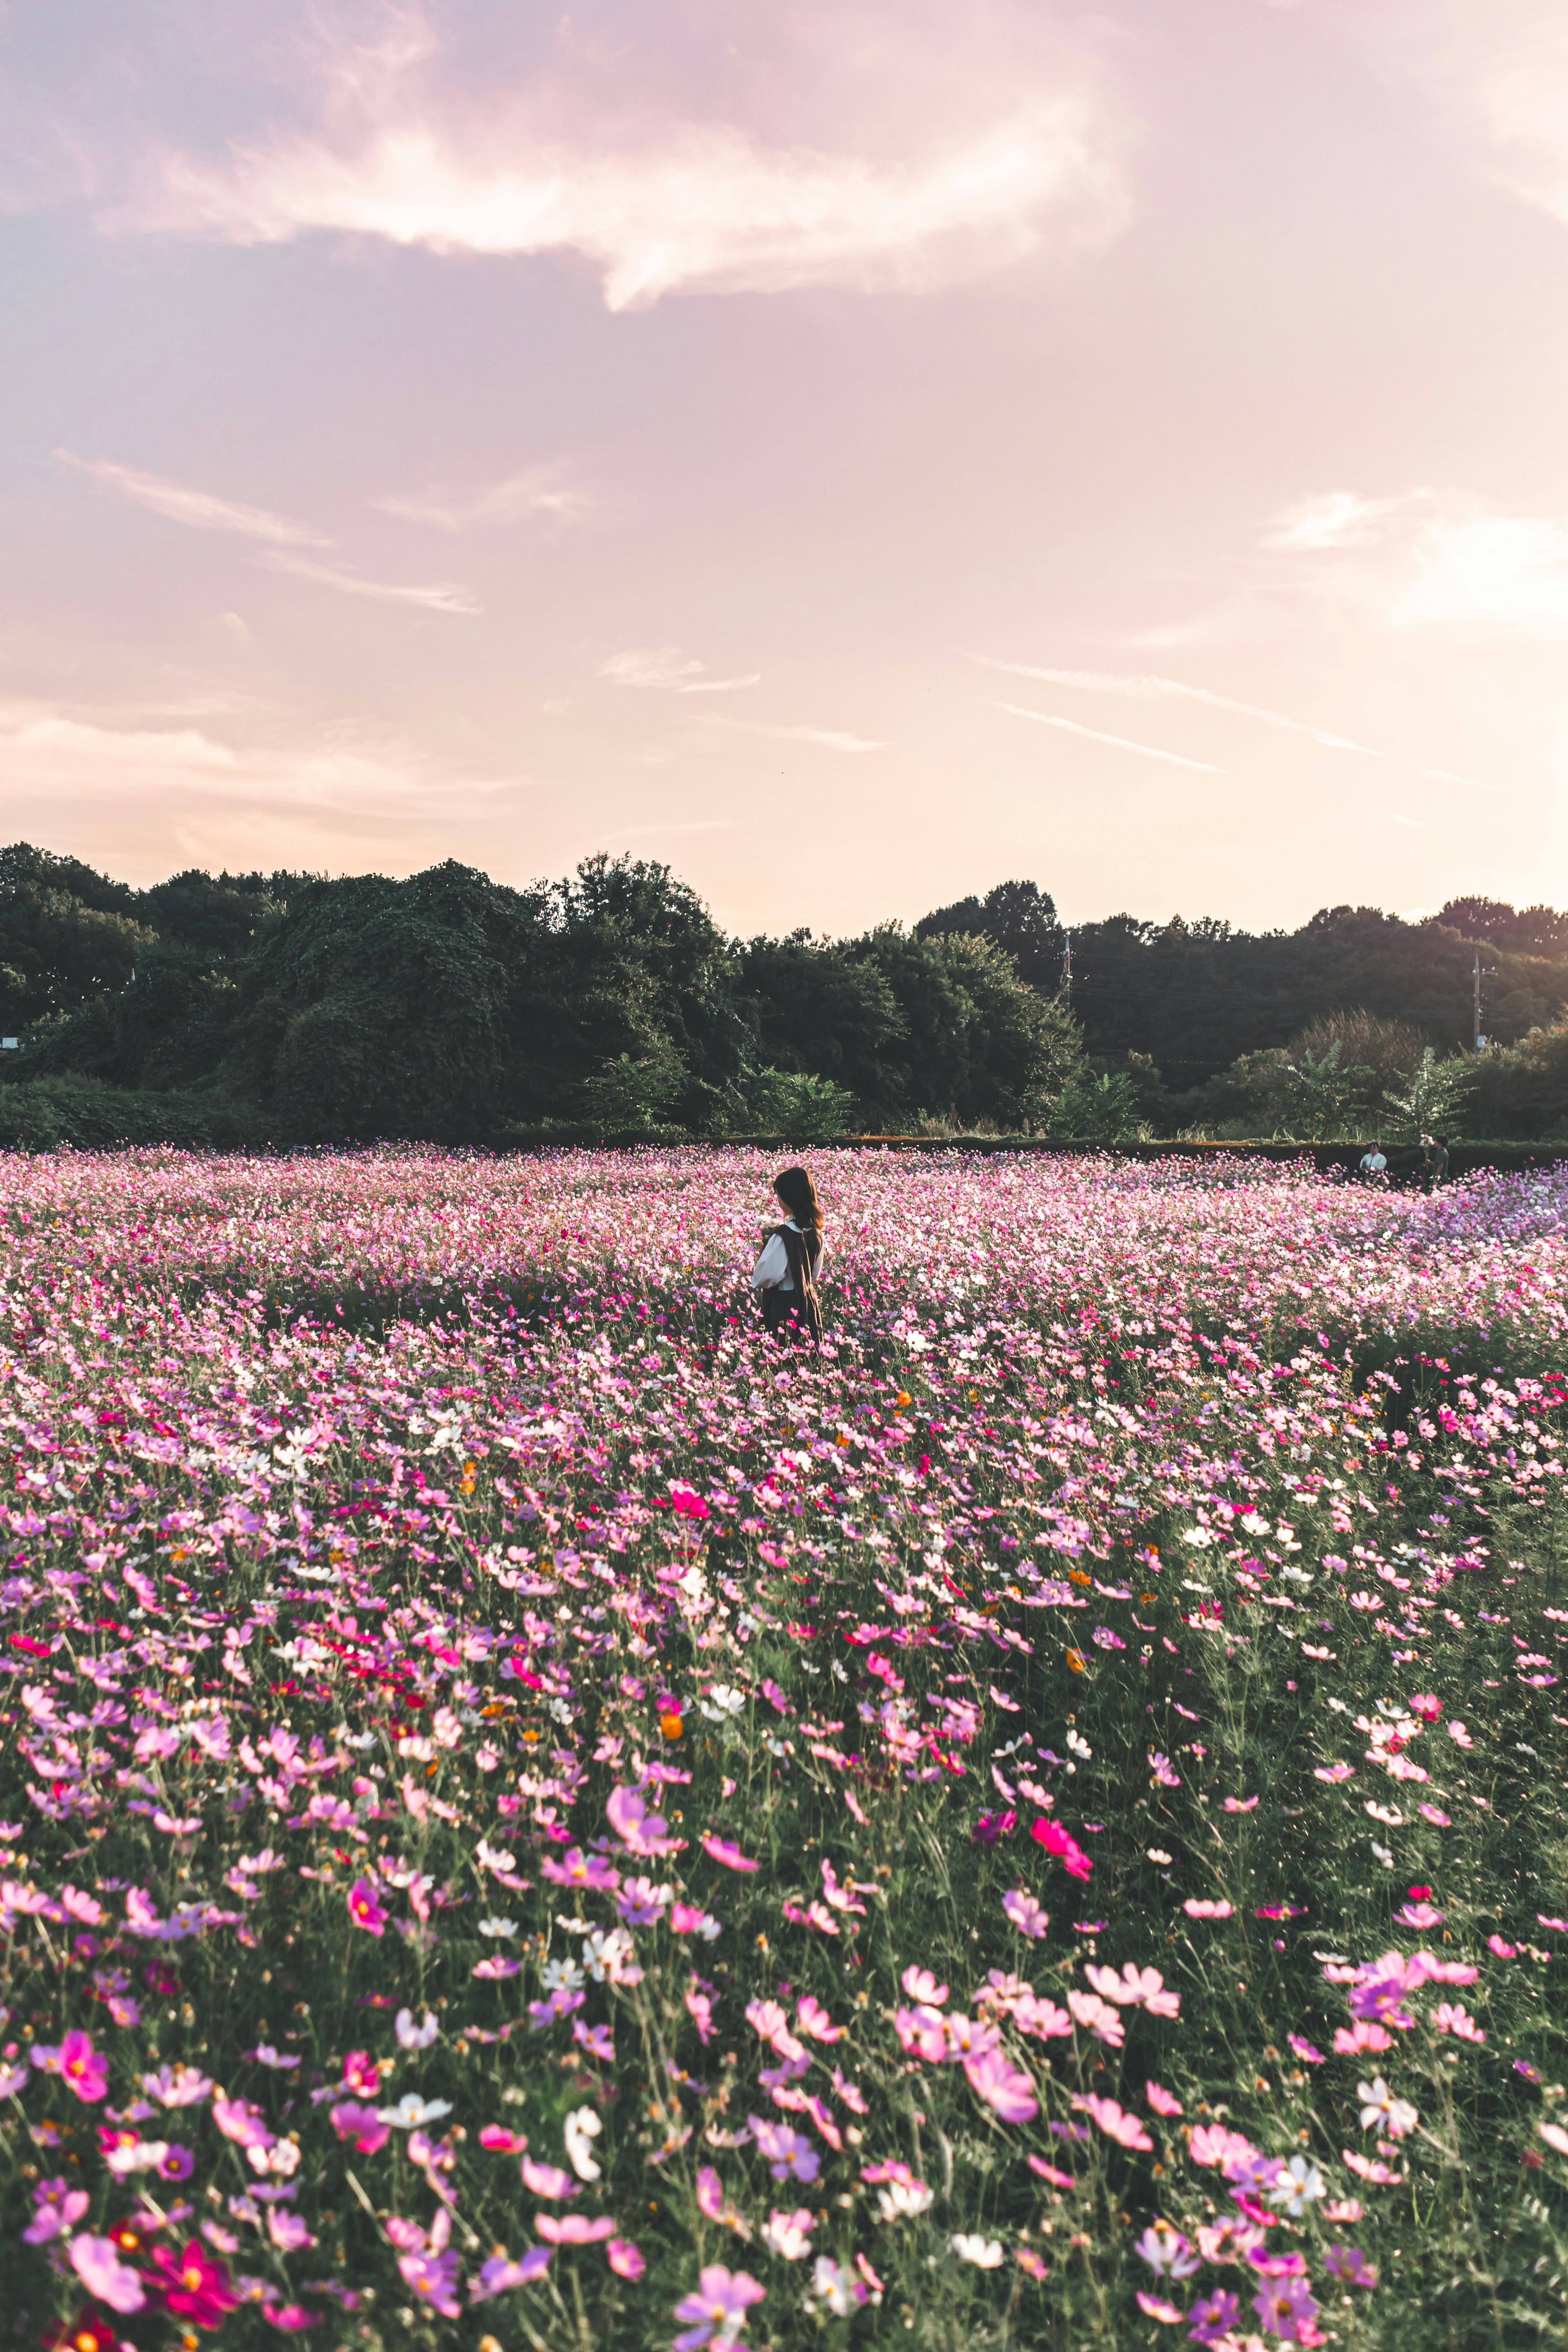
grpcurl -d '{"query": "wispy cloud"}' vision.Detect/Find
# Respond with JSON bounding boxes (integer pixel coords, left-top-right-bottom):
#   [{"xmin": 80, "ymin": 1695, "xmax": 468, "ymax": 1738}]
[
  {"xmin": 992, "ymin": 702, "xmax": 1223, "ymax": 773},
  {"xmin": 374, "ymin": 462, "xmax": 592, "ymax": 531},
  {"xmin": 702, "ymin": 716, "xmax": 884, "ymax": 753},
  {"xmin": 101, "ymin": 0, "xmax": 1127, "ymax": 310},
  {"xmin": 56, "ymin": 450, "xmax": 331, "ymax": 545},
  {"xmin": 602, "ymin": 647, "xmax": 760, "ymax": 694},
  {"xmin": 260, "ymin": 550, "xmax": 479, "ymax": 612},
  {"xmin": 974, "ymin": 655, "xmax": 1379, "ymax": 754},
  {"xmin": 1261, "ymin": 489, "xmax": 1416, "ymax": 553},
  {"xmin": 1263, "ymin": 486, "xmax": 1568, "ymax": 635}
]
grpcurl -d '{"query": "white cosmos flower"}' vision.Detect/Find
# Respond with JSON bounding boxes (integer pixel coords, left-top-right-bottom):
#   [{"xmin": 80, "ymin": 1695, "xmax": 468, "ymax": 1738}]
[
  {"xmin": 376, "ymin": 2092, "xmax": 454, "ymax": 2129},
  {"xmin": 479, "ymin": 1915, "xmax": 518, "ymax": 1937},
  {"xmin": 950, "ymin": 2233, "xmax": 1004, "ymax": 2268},
  {"xmin": 564, "ymin": 2105, "xmax": 602, "ymax": 2181},
  {"xmin": 395, "ymin": 2007, "xmax": 439, "ymax": 2050}
]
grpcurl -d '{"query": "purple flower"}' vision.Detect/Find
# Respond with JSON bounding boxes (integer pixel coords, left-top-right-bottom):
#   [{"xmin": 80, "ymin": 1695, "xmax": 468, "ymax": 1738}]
[
  {"xmin": 747, "ymin": 2118, "xmax": 820, "ymax": 2183},
  {"xmin": 399, "ymin": 2245, "xmax": 462, "ymax": 2318},
  {"xmin": 23, "ymin": 2177, "xmax": 89, "ymax": 2244},
  {"xmin": 1187, "ymin": 2290, "xmax": 1240, "ymax": 2345},
  {"xmin": 541, "ymin": 1846, "xmax": 621, "ymax": 1890},
  {"xmin": 1252, "ymin": 2278, "xmax": 1321, "ymax": 2342},
  {"xmin": 158, "ymin": 2142, "xmax": 195, "ymax": 2181},
  {"xmin": 672, "ymin": 2263, "xmax": 766, "ymax": 2351},
  {"xmin": 971, "ymin": 1810, "xmax": 1017, "ymax": 1846},
  {"xmin": 474, "ymin": 2248, "xmax": 554, "ymax": 2296},
  {"xmin": 1002, "ymin": 1887, "xmax": 1049, "ymax": 1938},
  {"xmin": 1323, "ymin": 2246, "xmax": 1377, "ymax": 2289}
]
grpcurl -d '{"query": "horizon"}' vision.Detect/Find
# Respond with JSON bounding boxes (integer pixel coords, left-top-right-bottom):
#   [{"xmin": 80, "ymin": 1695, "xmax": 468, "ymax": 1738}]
[{"xmin": 5, "ymin": 2, "xmax": 1568, "ymax": 937}]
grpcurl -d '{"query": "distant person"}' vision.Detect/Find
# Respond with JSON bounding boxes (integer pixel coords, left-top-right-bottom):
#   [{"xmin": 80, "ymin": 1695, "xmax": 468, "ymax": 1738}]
[
  {"xmin": 751, "ymin": 1165, "xmax": 825, "ymax": 1344},
  {"xmin": 1359, "ymin": 1145, "xmax": 1388, "ymax": 1184},
  {"xmin": 1419, "ymin": 1135, "xmax": 1450, "ymax": 1190}
]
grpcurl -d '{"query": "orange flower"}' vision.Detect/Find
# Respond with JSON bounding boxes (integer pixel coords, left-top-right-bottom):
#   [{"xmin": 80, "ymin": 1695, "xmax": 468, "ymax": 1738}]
[
  {"xmin": 661, "ymin": 1711, "xmax": 685, "ymax": 1741},
  {"xmin": 1066, "ymin": 1650, "xmax": 1086, "ymax": 1673}
]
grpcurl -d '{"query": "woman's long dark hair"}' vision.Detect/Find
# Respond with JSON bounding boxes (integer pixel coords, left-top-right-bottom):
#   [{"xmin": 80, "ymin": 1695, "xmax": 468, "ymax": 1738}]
[{"xmin": 773, "ymin": 1166, "xmax": 823, "ymax": 1231}]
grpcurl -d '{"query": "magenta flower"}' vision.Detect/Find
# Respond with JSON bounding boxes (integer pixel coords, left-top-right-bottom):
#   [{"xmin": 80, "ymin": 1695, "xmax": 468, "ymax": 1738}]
[
  {"xmin": 341, "ymin": 2049, "xmax": 381, "ymax": 2096},
  {"xmin": 971, "ymin": 1810, "xmax": 1017, "ymax": 1845},
  {"xmin": 346, "ymin": 1877, "xmax": 388, "ymax": 1935},
  {"xmin": 144, "ymin": 2241, "xmax": 242, "ymax": 2326},
  {"xmin": 1145, "ymin": 2079, "xmax": 1183, "ymax": 2117},
  {"xmin": 58, "ymin": 2030, "xmax": 108, "ymax": 2104},
  {"xmin": 700, "ymin": 1835, "xmax": 759, "ymax": 1871},
  {"xmin": 1032, "ymin": 1817, "xmax": 1092, "ymax": 1879},
  {"xmin": 608, "ymin": 2236, "xmax": 646, "ymax": 2279},
  {"xmin": 1488, "ymin": 1933, "xmax": 1519, "ymax": 1957},
  {"xmin": 330, "ymin": 2100, "xmax": 391, "ymax": 2153},
  {"xmin": 673, "ymin": 2263, "xmax": 766, "ymax": 2351},
  {"xmin": 1287, "ymin": 2034, "xmax": 1325, "ymax": 2064}
]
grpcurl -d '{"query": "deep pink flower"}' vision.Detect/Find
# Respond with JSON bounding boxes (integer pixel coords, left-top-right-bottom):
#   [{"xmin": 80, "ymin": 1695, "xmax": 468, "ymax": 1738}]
[
  {"xmin": 1071, "ymin": 2093, "xmax": 1152, "ymax": 2151},
  {"xmin": 1032, "ymin": 1817, "xmax": 1092, "ymax": 1879},
  {"xmin": 330, "ymin": 2100, "xmax": 390, "ymax": 2153},
  {"xmin": 341, "ymin": 2049, "xmax": 380, "ymax": 2096},
  {"xmin": 144, "ymin": 2241, "xmax": 242, "ymax": 2326},
  {"xmin": 346, "ymin": 1877, "xmax": 387, "ymax": 1935},
  {"xmin": 58, "ymin": 2030, "xmax": 108, "ymax": 2104}
]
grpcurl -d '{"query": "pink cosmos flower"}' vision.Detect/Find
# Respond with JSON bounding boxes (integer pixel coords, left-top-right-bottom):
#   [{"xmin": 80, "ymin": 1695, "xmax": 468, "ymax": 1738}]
[
  {"xmin": 1188, "ymin": 2124, "xmax": 1256, "ymax": 2171},
  {"xmin": 1032, "ymin": 1817, "xmax": 1092, "ymax": 1879},
  {"xmin": 474, "ymin": 2249, "xmax": 553, "ymax": 2295},
  {"xmin": 1183, "ymin": 1896, "xmax": 1234, "ymax": 1919},
  {"xmin": 68, "ymin": 2234, "xmax": 146, "ymax": 2314},
  {"xmin": 1448, "ymin": 1720, "xmax": 1472, "ymax": 1748},
  {"xmin": 213, "ymin": 2095, "xmax": 273, "ymax": 2151},
  {"xmin": 672, "ymin": 2264, "xmax": 766, "ymax": 2352},
  {"xmin": 1408, "ymin": 1693, "xmax": 1441, "ymax": 1720},
  {"xmin": 1085, "ymin": 1962, "xmax": 1180, "ymax": 2018},
  {"xmin": 1488, "ymin": 1934, "xmax": 1518, "ymax": 1958},
  {"xmin": 1071, "ymin": 2093, "xmax": 1152, "ymax": 2151},
  {"xmin": 796, "ymin": 1995, "xmax": 843, "ymax": 2042},
  {"xmin": 542, "ymin": 1847, "xmax": 621, "ymax": 1890},
  {"xmin": 479, "ymin": 2124, "xmax": 529, "ymax": 2152},
  {"xmin": 1314, "ymin": 1763, "xmax": 1355, "ymax": 1782},
  {"xmin": 893, "ymin": 2005, "xmax": 947, "ymax": 2061},
  {"xmin": 745, "ymin": 1999, "xmax": 805, "ymax": 2062},
  {"xmin": 57, "ymin": 2031, "xmax": 108, "ymax": 2104},
  {"xmin": 686, "ymin": 1981, "xmax": 715, "ymax": 2043},
  {"xmin": 964, "ymin": 2046, "xmax": 1038, "ymax": 2123},
  {"xmin": 473, "ymin": 1955, "xmax": 523, "ymax": 1979},
  {"xmin": 1135, "ymin": 2292, "xmax": 1184, "ymax": 2321},
  {"xmin": 1324, "ymin": 2246, "xmax": 1377, "ymax": 2288},
  {"xmin": 608, "ymin": 2237, "xmax": 646, "ymax": 2279},
  {"xmin": 330, "ymin": 2101, "xmax": 391, "ymax": 2153},
  {"xmin": 1434, "ymin": 2003, "xmax": 1486, "ymax": 2042},
  {"xmin": 537, "ymin": 2213, "xmax": 615, "ymax": 2244},
  {"xmin": 1027, "ymin": 2155, "xmax": 1078, "ymax": 2189},
  {"xmin": 1341, "ymin": 2149, "xmax": 1404, "ymax": 2184},
  {"xmin": 901, "ymin": 1966, "xmax": 948, "ymax": 2005},
  {"xmin": 606, "ymin": 1786, "xmax": 682, "ymax": 1857},
  {"xmin": 1397, "ymin": 1902, "xmax": 1444, "ymax": 1929},
  {"xmin": 1334, "ymin": 2022, "xmax": 1392, "ymax": 2055},
  {"xmin": 701, "ymin": 1835, "xmax": 759, "ymax": 1871},
  {"xmin": 1539, "ymin": 1916, "xmax": 1568, "ymax": 1933},
  {"xmin": 1066, "ymin": 1990, "xmax": 1125, "ymax": 2047},
  {"xmin": 521, "ymin": 2158, "xmax": 578, "ymax": 2200},
  {"xmin": 1002, "ymin": 1888, "xmax": 1049, "ymax": 1938},
  {"xmin": 346, "ymin": 1877, "xmax": 387, "ymax": 1935},
  {"xmin": 1145, "ymin": 2079, "xmax": 1183, "ymax": 2116},
  {"xmin": 1287, "ymin": 2035, "xmax": 1325, "ymax": 2064},
  {"xmin": 1418, "ymin": 1805, "xmax": 1452, "ymax": 1826},
  {"xmin": 1223, "ymin": 1796, "xmax": 1259, "ymax": 1812}
]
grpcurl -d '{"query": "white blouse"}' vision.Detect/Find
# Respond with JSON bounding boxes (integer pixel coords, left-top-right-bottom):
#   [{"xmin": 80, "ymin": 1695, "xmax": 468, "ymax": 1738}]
[{"xmin": 751, "ymin": 1218, "xmax": 827, "ymax": 1293}]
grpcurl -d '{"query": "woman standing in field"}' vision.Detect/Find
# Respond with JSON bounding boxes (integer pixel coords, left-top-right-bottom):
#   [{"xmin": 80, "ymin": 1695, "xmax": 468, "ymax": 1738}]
[{"xmin": 751, "ymin": 1165, "xmax": 825, "ymax": 1343}]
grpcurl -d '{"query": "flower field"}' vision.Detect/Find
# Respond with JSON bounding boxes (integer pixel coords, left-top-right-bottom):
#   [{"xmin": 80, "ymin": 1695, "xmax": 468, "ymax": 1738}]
[{"xmin": 2, "ymin": 1144, "xmax": 1567, "ymax": 2352}]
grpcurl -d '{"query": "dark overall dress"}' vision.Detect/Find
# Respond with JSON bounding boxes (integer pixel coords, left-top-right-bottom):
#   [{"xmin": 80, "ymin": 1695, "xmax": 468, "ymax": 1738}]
[{"xmin": 762, "ymin": 1223, "xmax": 824, "ymax": 1344}]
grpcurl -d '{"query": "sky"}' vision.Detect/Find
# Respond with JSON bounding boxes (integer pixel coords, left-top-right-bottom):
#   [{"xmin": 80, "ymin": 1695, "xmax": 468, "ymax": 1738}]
[{"xmin": 3, "ymin": 0, "xmax": 1568, "ymax": 939}]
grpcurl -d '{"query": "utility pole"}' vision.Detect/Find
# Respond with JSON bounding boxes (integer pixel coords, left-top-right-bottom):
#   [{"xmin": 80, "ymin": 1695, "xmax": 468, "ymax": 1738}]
[
  {"xmin": 1472, "ymin": 948, "xmax": 1497, "ymax": 1051},
  {"xmin": 1061, "ymin": 930, "xmax": 1074, "ymax": 997}
]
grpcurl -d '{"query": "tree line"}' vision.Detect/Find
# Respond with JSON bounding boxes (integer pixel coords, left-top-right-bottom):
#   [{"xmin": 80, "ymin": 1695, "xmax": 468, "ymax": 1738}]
[{"xmin": 1, "ymin": 842, "xmax": 1566, "ymax": 1146}]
